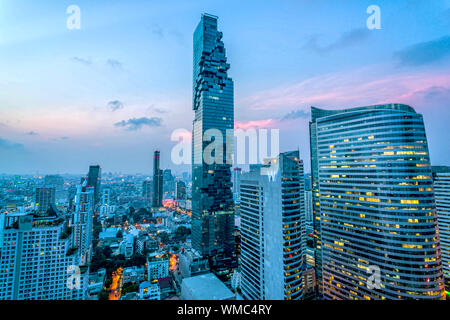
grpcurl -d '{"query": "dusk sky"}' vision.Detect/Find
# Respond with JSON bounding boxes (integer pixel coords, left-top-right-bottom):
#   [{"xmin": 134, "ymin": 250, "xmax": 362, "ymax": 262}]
[{"xmin": 0, "ymin": 0, "xmax": 449, "ymax": 174}]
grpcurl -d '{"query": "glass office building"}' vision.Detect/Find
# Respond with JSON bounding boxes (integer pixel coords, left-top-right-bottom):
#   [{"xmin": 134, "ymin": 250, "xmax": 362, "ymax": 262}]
[
  {"xmin": 192, "ymin": 14, "xmax": 235, "ymax": 257},
  {"xmin": 311, "ymin": 104, "xmax": 444, "ymax": 299},
  {"xmin": 432, "ymin": 166, "xmax": 450, "ymax": 293}
]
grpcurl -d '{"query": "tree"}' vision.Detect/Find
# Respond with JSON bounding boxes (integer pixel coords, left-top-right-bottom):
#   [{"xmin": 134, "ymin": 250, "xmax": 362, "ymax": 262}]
[
  {"xmin": 158, "ymin": 232, "xmax": 170, "ymax": 244},
  {"xmin": 122, "ymin": 282, "xmax": 139, "ymax": 295},
  {"xmin": 98, "ymin": 289, "xmax": 109, "ymax": 300}
]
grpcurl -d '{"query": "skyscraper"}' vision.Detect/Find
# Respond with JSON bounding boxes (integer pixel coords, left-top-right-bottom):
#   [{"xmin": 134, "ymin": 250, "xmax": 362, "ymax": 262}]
[
  {"xmin": 240, "ymin": 151, "xmax": 305, "ymax": 300},
  {"xmin": 176, "ymin": 180, "xmax": 187, "ymax": 200},
  {"xmin": 87, "ymin": 165, "xmax": 102, "ymax": 205},
  {"xmin": 142, "ymin": 179, "xmax": 152, "ymax": 207},
  {"xmin": 153, "ymin": 150, "xmax": 163, "ymax": 208},
  {"xmin": 163, "ymin": 169, "xmax": 175, "ymax": 197},
  {"xmin": 192, "ymin": 14, "xmax": 235, "ymax": 257},
  {"xmin": 432, "ymin": 166, "xmax": 450, "ymax": 292},
  {"xmin": 311, "ymin": 104, "xmax": 444, "ymax": 299},
  {"xmin": 233, "ymin": 168, "xmax": 242, "ymax": 214},
  {"xmin": 34, "ymin": 187, "xmax": 56, "ymax": 213},
  {"xmin": 71, "ymin": 180, "xmax": 95, "ymax": 265},
  {"xmin": 0, "ymin": 209, "xmax": 88, "ymax": 300}
]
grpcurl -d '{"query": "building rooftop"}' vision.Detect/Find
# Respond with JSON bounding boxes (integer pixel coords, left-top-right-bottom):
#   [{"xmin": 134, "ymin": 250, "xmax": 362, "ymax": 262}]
[{"xmin": 182, "ymin": 273, "xmax": 234, "ymax": 300}]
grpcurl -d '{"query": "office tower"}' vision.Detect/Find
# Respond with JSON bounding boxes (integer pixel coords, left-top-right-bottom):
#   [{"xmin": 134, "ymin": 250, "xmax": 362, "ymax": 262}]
[
  {"xmin": 34, "ymin": 187, "xmax": 56, "ymax": 213},
  {"xmin": 153, "ymin": 151, "xmax": 163, "ymax": 208},
  {"xmin": 163, "ymin": 169, "xmax": 175, "ymax": 197},
  {"xmin": 87, "ymin": 165, "xmax": 102, "ymax": 205},
  {"xmin": 311, "ymin": 104, "xmax": 444, "ymax": 300},
  {"xmin": 240, "ymin": 151, "xmax": 305, "ymax": 300},
  {"xmin": 304, "ymin": 190, "xmax": 315, "ymax": 268},
  {"xmin": 0, "ymin": 209, "xmax": 88, "ymax": 300},
  {"xmin": 176, "ymin": 180, "xmax": 187, "ymax": 200},
  {"xmin": 142, "ymin": 179, "xmax": 152, "ymax": 207},
  {"xmin": 233, "ymin": 168, "xmax": 242, "ymax": 213},
  {"xmin": 102, "ymin": 188, "xmax": 111, "ymax": 206},
  {"xmin": 71, "ymin": 180, "xmax": 95, "ymax": 265},
  {"xmin": 192, "ymin": 13, "xmax": 235, "ymax": 257},
  {"xmin": 432, "ymin": 166, "xmax": 450, "ymax": 292}
]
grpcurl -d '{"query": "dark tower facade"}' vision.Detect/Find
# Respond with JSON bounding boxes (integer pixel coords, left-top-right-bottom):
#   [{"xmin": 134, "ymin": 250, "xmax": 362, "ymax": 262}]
[
  {"xmin": 87, "ymin": 165, "xmax": 101, "ymax": 205},
  {"xmin": 152, "ymin": 150, "xmax": 163, "ymax": 208},
  {"xmin": 192, "ymin": 14, "xmax": 235, "ymax": 257}
]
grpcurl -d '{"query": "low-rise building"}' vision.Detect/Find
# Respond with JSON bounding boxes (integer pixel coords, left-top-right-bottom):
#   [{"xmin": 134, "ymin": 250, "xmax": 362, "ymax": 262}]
[
  {"xmin": 122, "ymin": 266, "xmax": 146, "ymax": 284},
  {"xmin": 181, "ymin": 273, "xmax": 235, "ymax": 300},
  {"xmin": 139, "ymin": 281, "xmax": 160, "ymax": 300},
  {"xmin": 147, "ymin": 251, "xmax": 170, "ymax": 280}
]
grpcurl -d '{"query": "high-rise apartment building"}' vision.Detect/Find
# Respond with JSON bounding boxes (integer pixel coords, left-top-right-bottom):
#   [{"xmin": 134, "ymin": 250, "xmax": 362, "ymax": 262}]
[
  {"xmin": 87, "ymin": 165, "xmax": 102, "ymax": 205},
  {"xmin": 34, "ymin": 187, "xmax": 56, "ymax": 213},
  {"xmin": 163, "ymin": 169, "xmax": 175, "ymax": 197},
  {"xmin": 432, "ymin": 166, "xmax": 450, "ymax": 292},
  {"xmin": 311, "ymin": 104, "xmax": 444, "ymax": 299},
  {"xmin": 153, "ymin": 151, "xmax": 163, "ymax": 208},
  {"xmin": 192, "ymin": 13, "xmax": 235, "ymax": 257},
  {"xmin": 142, "ymin": 179, "xmax": 152, "ymax": 207},
  {"xmin": 240, "ymin": 151, "xmax": 305, "ymax": 300},
  {"xmin": 102, "ymin": 188, "xmax": 111, "ymax": 206},
  {"xmin": 176, "ymin": 180, "xmax": 187, "ymax": 200},
  {"xmin": 0, "ymin": 209, "xmax": 88, "ymax": 300},
  {"xmin": 71, "ymin": 180, "xmax": 95, "ymax": 265},
  {"xmin": 233, "ymin": 168, "xmax": 242, "ymax": 214}
]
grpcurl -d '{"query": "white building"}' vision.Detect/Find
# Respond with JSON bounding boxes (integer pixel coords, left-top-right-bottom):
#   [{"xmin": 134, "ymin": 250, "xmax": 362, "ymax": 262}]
[
  {"xmin": 240, "ymin": 151, "xmax": 305, "ymax": 300},
  {"xmin": 71, "ymin": 181, "xmax": 94, "ymax": 265},
  {"xmin": 119, "ymin": 234, "xmax": 134, "ymax": 258},
  {"xmin": 147, "ymin": 252, "xmax": 169, "ymax": 280},
  {"xmin": 139, "ymin": 281, "xmax": 160, "ymax": 300},
  {"xmin": 123, "ymin": 266, "xmax": 146, "ymax": 284},
  {"xmin": 181, "ymin": 273, "xmax": 235, "ymax": 300},
  {"xmin": 0, "ymin": 211, "xmax": 88, "ymax": 300}
]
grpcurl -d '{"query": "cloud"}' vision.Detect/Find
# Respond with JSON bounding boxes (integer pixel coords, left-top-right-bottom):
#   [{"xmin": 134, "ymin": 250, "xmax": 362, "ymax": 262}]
[
  {"xmin": 60, "ymin": 136, "xmax": 70, "ymax": 140},
  {"xmin": 394, "ymin": 35, "xmax": 450, "ymax": 66},
  {"xmin": 107, "ymin": 100, "xmax": 124, "ymax": 112},
  {"xmin": 150, "ymin": 24, "xmax": 185, "ymax": 45},
  {"xmin": 107, "ymin": 59, "xmax": 123, "ymax": 69},
  {"xmin": 26, "ymin": 131, "xmax": 38, "ymax": 136},
  {"xmin": 114, "ymin": 117, "xmax": 162, "ymax": 131},
  {"xmin": 148, "ymin": 105, "xmax": 167, "ymax": 114},
  {"xmin": 71, "ymin": 57, "xmax": 92, "ymax": 66},
  {"xmin": 152, "ymin": 24, "xmax": 164, "ymax": 38},
  {"xmin": 0, "ymin": 138, "xmax": 24, "ymax": 150},
  {"xmin": 235, "ymin": 119, "xmax": 277, "ymax": 130},
  {"xmin": 240, "ymin": 66, "xmax": 450, "ymax": 113},
  {"xmin": 304, "ymin": 28, "xmax": 371, "ymax": 54},
  {"xmin": 281, "ymin": 109, "xmax": 310, "ymax": 121}
]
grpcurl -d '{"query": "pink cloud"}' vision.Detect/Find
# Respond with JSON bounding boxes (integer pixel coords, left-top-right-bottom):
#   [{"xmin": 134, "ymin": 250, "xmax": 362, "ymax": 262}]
[
  {"xmin": 235, "ymin": 119, "xmax": 278, "ymax": 130},
  {"xmin": 238, "ymin": 65, "xmax": 450, "ymax": 115}
]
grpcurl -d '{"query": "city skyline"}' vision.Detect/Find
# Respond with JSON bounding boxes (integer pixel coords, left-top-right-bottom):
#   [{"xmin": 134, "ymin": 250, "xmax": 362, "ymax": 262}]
[
  {"xmin": 1, "ymin": 0, "xmax": 449, "ymax": 174},
  {"xmin": 1, "ymin": 3, "xmax": 450, "ymax": 304}
]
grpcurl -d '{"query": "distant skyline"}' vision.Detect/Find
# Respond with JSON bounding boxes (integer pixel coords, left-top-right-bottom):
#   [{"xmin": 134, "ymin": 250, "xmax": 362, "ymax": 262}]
[{"xmin": 1, "ymin": 0, "xmax": 449, "ymax": 174}]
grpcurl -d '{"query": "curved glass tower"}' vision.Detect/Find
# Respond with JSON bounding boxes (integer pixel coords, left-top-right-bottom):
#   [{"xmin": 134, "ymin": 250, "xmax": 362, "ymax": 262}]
[{"xmin": 312, "ymin": 104, "xmax": 444, "ymax": 300}]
